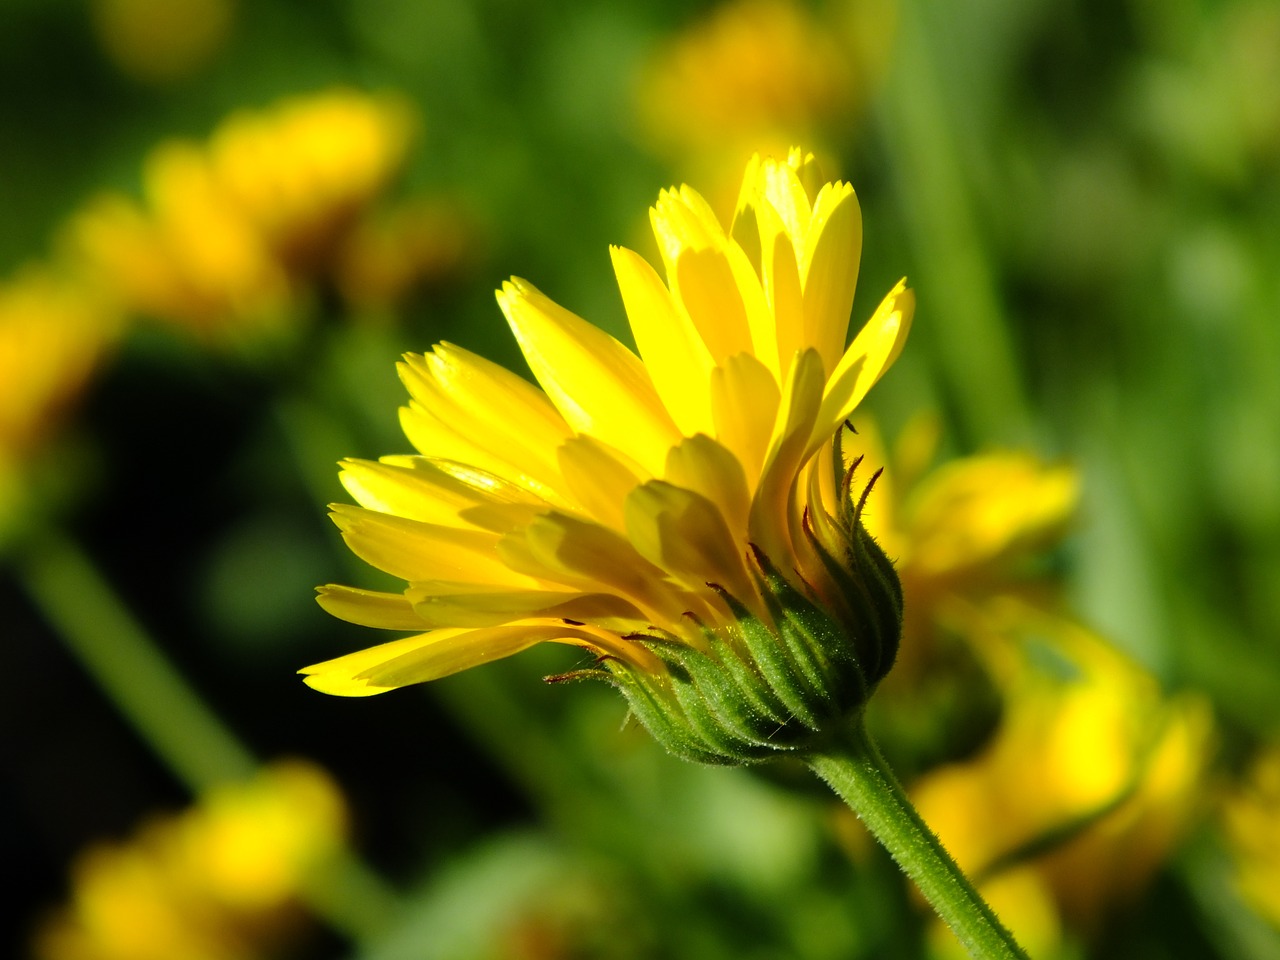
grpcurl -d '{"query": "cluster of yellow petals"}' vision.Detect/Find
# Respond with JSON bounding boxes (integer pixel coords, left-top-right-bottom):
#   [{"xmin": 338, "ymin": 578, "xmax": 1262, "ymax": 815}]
[
  {"xmin": 304, "ymin": 149, "xmax": 913, "ymax": 696},
  {"xmin": 65, "ymin": 89, "xmax": 414, "ymax": 340},
  {"xmin": 31, "ymin": 761, "xmax": 347, "ymax": 960},
  {"xmin": 912, "ymin": 600, "xmax": 1213, "ymax": 956}
]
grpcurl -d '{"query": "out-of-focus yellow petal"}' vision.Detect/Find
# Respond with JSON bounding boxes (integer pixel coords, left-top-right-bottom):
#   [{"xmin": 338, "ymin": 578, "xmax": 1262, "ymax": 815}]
[
  {"xmin": 905, "ymin": 453, "xmax": 1079, "ymax": 578},
  {"xmin": 498, "ymin": 278, "xmax": 680, "ymax": 476}
]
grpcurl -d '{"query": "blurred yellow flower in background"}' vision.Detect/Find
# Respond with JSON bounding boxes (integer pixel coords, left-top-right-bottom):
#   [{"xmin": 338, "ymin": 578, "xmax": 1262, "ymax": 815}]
[
  {"xmin": 65, "ymin": 89, "xmax": 416, "ymax": 344},
  {"xmin": 1222, "ymin": 742, "xmax": 1280, "ymax": 928},
  {"xmin": 850, "ymin": 417, "xmax": 1078, "ymax": 688},
  {"xmin": 634, "ymin": 0, "xmax": 896, "ymax": 205},
  {"xmin": 912, "ymin": 601, "xmax": 1213, "ymax": 955},
  {"xmin": 0, "ymin": 264, "xmax": 119, "ymax": 540},
  {"xmin": 90, "ymin": 0, "xmax": 236, "ymax": 85},
  {"xmin": 335, "ymin": 198, "xmax": 478, "ymax": 315},
  {"xmin": 636, "ymin": 0, "xmax": 857, "ymax": 160},
  {"xmin": 31, "ymin": 760, "xmax": 348, "ymax": 960},
  {"xmin": 0, "ymin": 265, "xmax": 117, "ymax": 461}
]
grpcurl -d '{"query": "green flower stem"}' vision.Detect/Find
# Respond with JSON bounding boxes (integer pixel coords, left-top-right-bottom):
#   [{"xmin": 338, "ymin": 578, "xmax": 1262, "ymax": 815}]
[
  {"xmin": 18, "ymin": 528, "xmax": 257, "ymax": 791},
  {"xmin": 807, "ymin": 721, "xmax": 1030, "ymax": 960},
  {"xmin": 15, "ymin": 527, "xmax": 402, "ymax": 943}
]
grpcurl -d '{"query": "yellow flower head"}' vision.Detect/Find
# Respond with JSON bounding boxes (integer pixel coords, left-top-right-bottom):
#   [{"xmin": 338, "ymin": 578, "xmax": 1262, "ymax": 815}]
[
  {"xmin": 65, "ymin": 89, "xmax": 414, "ymax": 341},
  {"xmin": 305, "ymin": 148, "xmax": 914, "ymax": 763}
]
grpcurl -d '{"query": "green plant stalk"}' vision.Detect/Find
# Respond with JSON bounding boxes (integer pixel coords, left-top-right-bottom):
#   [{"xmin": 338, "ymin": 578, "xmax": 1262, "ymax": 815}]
[
  {"xmin": 807, "ymin": 720, "xmax": 1030, "ymax": 960},
  {"xmin": 876, "ymin": 0, "xmax": 1032, "ymax": 447},
  {"xmin": 16, "ymin": 527, "xmax": 402, "ymax": 942},
  {"xmin": 18, "ymin": 528, "xmax": 257, "ymax": 792}
]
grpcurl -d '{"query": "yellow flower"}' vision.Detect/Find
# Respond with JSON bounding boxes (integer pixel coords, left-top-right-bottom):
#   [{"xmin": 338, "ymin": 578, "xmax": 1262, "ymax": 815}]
[
  {"xmin": 912, "ymin": 600, "xmax": 1213, "ymax": 948},
  {"xmin": 31, "ymin": 760, "xmax": 347, "ymax": 960},
  {"xmin": 65, "ymin": 89, "xmax": 414, "ymax": 342},
  {"xmin": 1222, "ymin": 742, "xmax": 1280, "ymax": 927},
  {"xmin": 305, "ymin": 149, "xmax": 914, "ymax": 763},
  {"xmin": 334, "ymin": 198, "xmax": 477, "ymax": 313},
  {"xmin": 636, "ymin": 0, "xmax": 859, "ymax": 161}
]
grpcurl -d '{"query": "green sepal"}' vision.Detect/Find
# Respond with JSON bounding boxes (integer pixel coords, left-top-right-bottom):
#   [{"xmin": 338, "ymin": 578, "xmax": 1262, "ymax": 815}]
[
  {"xmin": 643, "ymin": 637, "xmax": 784, "ymax": 757},
  {"xmin": 711, "ymin": 585, "xmax": 824, "ymax": 731},
  {"xmin": 749, "ymin": 544, "xmax": 863, "ymax": 711},
  {"xmin": 608, "ymin": 662, "xmax": 734, "ymax": 765}
]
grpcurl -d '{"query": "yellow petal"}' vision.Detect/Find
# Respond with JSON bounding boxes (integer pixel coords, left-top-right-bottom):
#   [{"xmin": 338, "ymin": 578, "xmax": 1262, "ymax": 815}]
[
  {"xmin": 331, "ymin": 504, "xmax": 535, "ymax": 586},
  {"xmin": 425, "ymin": 341, "xmax": 573, "ymax": 450},
  {"xmin": 301, "ymin": 632, "xmax": 446, "ymax": 695},
  {"xmin": 300, "ymin": 626, "xmax": 551, "ymax": 694},
  {"xmin": 497, "ymin": 277, "xmax": 680, "ymax": 476},
  {"xmin": 812, "ymin": 280, "xmax": 914, "ymax": 457},
  {"xmin": 672, "ymin": 246, "xmax": 755, "ymax": 363},
  {"xmin": 759, "ymin": 156, "xmax": 812, "ymax": 253},
  {"xmin": 330, "ymin": 621, "xmax": 662, "ymax": 691},
  {"xmin": 610, "ymin": 244, "xmax": 715, "ymax": 436},
  {"xmin": 650, "ymin": 184, "xmax": 725, "ymax": 274},
  {"xmin": 397, "ymin": 402, "xmax": 571, "ymax": 508},
  {"xmin": 709, "ymin": 352, "xmax": 781, "ymax": 488},
  {"xmin": 398, "ymin": 347, "xmax": 574, "ymax": 502},
  {"xmin": 651, "ymin": 186, "xmax": 765, "ymax": 368},
  {"xmin": 663, "ymin": 434, "xmax": 752, "ymax": 539},
  {"xmin": 762, "ymin": 203, "xmax": 805, "ymax": 381},
  {"xmin": 338, "ymin": 456, "xmax": 544, "ymax": 532},
  {"xmin": 315, "ymin": 584, "xmax": 423, "ymax": 630},
  {"xmin": 801, "ymin": 182, "xmax": 862, "ymax": 375},
  {"xmin": 407, "ymin": 583, "xmax": 643, "ymax": 628},
  {"xmin": 556, "ymin": 434, "xmax": 647, "ymax": 531},
  {"xmin": 508, "ymin": 512, "xmax": 694, "ymax": 629},
  {"xmin": 625, "ymin": 480, "xmax": 754, "ymax": 602},
  {"xmin": 749, "ymin": 348, "xmax": 826, "ymax": 564}
]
